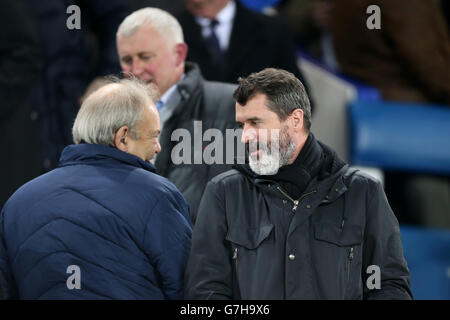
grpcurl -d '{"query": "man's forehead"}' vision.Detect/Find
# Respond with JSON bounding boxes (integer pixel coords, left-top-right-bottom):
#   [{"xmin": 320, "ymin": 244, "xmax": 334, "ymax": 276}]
[
  {"xmin": 238, "ymin": 92, "xmax": 268, "ymax": 106},
  {"xmin": 236, "ymin": 95, "xmax": 274, "ymax": 117},
  {"xmin": 117, "ymin": 25, "xmax": 158, "ymax": 49}
]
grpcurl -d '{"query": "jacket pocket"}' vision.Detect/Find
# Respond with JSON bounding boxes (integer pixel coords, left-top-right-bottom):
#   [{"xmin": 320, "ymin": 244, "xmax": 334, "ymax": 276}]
[
  {"xmin": 225, "ymin": 223, "xmax": 274, "ymax": 250},
  {"xmin": 313, "ymin": 222, "xmax": 362, "ymax": 247},
  {"xmin": 225, "ymin": 224, "xmax": 274, "ymax": 299},
  {"xmin": 313, "ymin": 222, "xmax": 362, "ymax": 299}
]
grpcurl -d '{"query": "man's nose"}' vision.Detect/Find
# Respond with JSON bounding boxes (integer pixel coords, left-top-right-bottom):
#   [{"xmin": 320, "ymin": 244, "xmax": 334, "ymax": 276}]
[
  {"xmin": 241, "ymin": 125, "xmax": 256, "ymax": 144},
  {"xmin": 155, "ymin": 141, "xmax": 162, "ymax": 154},
  {"xmin": 131, "ymin": 59, "xmax": 144, "ymax": 77}
]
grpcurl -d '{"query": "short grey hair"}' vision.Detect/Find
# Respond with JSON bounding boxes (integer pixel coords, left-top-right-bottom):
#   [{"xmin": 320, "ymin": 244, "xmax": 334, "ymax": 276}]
[
  {"xmin": 116, "ymin": 7, "xmax": 184, "ymax": 44},
  {"xmin": 72, "ymin": 77, "xmax": 157, "ymax": 146}
]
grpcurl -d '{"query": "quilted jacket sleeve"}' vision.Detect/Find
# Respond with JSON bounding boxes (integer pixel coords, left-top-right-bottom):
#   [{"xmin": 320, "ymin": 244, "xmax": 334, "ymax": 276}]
[
  {"xmin": 0, "ymin": 207, "xmax": 18, "ymax": 300},
  {"xmin": 142, "ymin": 189, "xmax": 192, "ymax": 300}
]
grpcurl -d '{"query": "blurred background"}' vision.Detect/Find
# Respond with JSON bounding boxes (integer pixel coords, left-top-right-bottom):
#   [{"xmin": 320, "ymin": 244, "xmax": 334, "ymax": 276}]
[{"xmin": 1, "ymin": 0, "xmax": 449, "ymax": 299}]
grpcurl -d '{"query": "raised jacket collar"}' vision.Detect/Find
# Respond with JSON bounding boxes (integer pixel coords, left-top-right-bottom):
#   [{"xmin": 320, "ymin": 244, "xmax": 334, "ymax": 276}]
[{"xmin": 58, "ymin": 143, "xmax": 156, "ymax": 173}]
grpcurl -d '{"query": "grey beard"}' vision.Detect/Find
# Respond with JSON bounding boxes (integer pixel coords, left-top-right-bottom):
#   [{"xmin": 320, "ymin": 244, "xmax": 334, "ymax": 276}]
[{"xmin": 249, "ymin": 132, "xmax": 297, "ymax": 176}]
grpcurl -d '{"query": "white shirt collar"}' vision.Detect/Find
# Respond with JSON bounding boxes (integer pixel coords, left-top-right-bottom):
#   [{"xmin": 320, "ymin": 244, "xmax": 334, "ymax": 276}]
[
  {"xmin": 195, "ymin": 0, "xmax": 236, "ymax": 28},
  {"xmin": 195, "ymin": 1, "xmax": 236, "ymax": 51},
  {"xmin": 159, "ymin": 74, "xmax": 186, "ymax": 105},
  {"xmin": 159, "ymin": 83, "xmax": 177, "ymax": 106}
]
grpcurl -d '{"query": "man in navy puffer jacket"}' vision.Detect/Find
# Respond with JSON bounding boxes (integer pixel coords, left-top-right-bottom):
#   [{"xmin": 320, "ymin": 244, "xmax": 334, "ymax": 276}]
[{"xmin": 0, "ymin": 78, "xmax": 192, "ymax": 299}]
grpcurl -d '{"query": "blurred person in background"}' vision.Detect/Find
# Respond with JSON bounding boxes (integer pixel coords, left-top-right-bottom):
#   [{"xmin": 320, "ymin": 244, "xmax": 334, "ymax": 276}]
[
  {"xmin": 27, "ymin": 0, "xmax": 130, "ymax": 173},
  {"xmin": 278, "ymin": 0, "xmax": 339, "ymax": 70},
  {"xmin": 333, "ymin": 0, "xmax": 450, "ymax": 105},
  {"xmin": 0, "ymin": 0, "xmax": 44, "ymax": 208},
  {"xmin": 332, "ymin": 0, "xmax": 450, "ymax": 229},
  {"xmin": 177, "ymin": 0, "xmax": 314, "ymax": 108},
  {"xmin": 443, "ymin": 0, "xmax": 450, "ymax": 31},
  {"xmin": 0, "ymin": 78, "xmax": 192, "ymax": 299}
]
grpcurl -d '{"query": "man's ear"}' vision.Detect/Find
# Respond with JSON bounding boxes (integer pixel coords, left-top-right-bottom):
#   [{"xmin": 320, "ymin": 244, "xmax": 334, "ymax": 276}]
[
  {"xmin": 114, "ymin": 125, "xmax": 130, "ymax": 152},
  {"xmin": 290, "ymin": 108, "xmax": 304, "ymax": 132},
  {"xmin": 174, "ymin": 42, "xmax": 188, "ymax": 67}
]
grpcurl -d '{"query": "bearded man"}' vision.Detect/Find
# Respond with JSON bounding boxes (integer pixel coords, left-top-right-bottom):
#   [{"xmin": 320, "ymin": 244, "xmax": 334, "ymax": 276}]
[{"xmin": 184, "ymin": 68, "xmax": 412, "ymax": 300}]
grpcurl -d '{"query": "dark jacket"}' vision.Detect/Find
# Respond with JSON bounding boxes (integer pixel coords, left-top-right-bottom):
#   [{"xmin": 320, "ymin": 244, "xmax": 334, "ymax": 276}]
[
  {"xmin": 185, "ymin": 141, "xmax": 412, "ymax": 299},
  {"xmin": 0, "ymin": 0, "xmax": 44, "ymax": 208},
  {"xmin": 0, "ymin": 144, "xmax": 192, "ymax": 299},
  {"xmin": 155, "ymin": 63, "xmax": 238, "ymax": 221}
]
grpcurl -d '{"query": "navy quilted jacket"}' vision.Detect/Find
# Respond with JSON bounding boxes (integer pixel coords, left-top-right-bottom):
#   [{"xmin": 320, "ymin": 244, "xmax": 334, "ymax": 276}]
[{"xmin": 0, "ymin": 144, "xmax": 192, "ymax": 299}]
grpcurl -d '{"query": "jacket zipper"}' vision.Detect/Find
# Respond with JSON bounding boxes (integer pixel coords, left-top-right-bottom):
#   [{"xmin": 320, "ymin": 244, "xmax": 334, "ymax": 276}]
[
  {"xmin": 232, "ymin": 247, "xmax": 238, "ymax": 267},
  {"xmin": 344, "ymin": 247, "xmax": 354, "ymax": 299},
  {"xmin": 276, "ymin": 186, "xmax": 317, "ymax": 212},
  {"xmin": 231, "ymin": 247, "xmax": 239, "ymax": 298}
]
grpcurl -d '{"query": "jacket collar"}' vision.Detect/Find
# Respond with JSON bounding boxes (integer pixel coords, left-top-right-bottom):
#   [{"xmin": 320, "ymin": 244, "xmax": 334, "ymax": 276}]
[
  {"xmin": 58, "ymin": 144, "xmax": 156, "ymax": 173},
  {"xmin": 176, "ymin": 62, "xmax": 204, "ymax": 102},
  {"xmin": 154, "ymin": 62, "xmax": 204, "ymax": 176},
  {"xmin": 255, "ymin": 164, "xmax": 351, "ymax": 201}
]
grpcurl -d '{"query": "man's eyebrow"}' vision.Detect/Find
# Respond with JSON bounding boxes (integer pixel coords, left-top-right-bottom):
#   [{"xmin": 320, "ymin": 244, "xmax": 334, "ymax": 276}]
[
  {"xmin": 121, "ymin": 51, "xmax": 152, "ymax": 59},
  {"xmin": 138, "ymin": 51, "xmax": 153, "ymax": 56},
  {"xmin": 238, "ymin": 117, "xmax": 262, "ymax": 122},
  {"xmin": 236, "ymin": 117, "xmax": 262, "ymax": 125}
]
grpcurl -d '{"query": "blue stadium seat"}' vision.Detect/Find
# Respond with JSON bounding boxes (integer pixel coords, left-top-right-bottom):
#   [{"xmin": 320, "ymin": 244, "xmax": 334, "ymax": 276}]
[
  {"xmin": 400, "ymin": 225, "xmax": 450, "ymax": 299},
  {"xmin": 238, "ymin": 0, "xmax": 282, "ymax": 11},
  {"xmin": 348, "ymin": 100, "xmax": 450, "ymax": 175}
]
